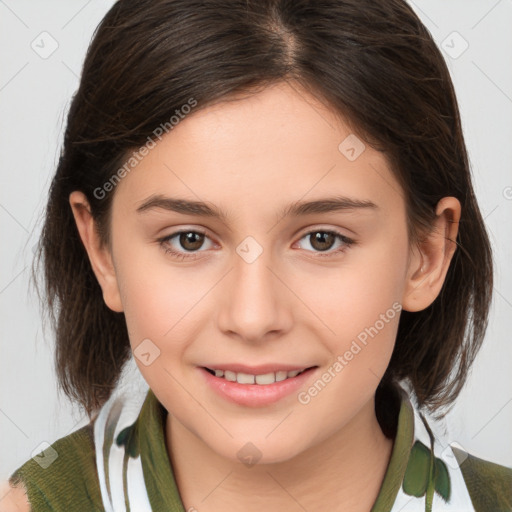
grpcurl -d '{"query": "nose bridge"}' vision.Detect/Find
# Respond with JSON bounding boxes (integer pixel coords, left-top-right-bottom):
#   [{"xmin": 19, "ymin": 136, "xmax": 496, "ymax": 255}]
[{"xmin": 217, "ymin": 235, "xmax": 290, "ymax": 342}]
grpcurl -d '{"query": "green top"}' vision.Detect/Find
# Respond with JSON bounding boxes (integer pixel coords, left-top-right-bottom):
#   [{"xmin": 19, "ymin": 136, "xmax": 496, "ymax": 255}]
[{"xmin": 8, "ymin": 385, "xmax": 512, "ymax": 511}]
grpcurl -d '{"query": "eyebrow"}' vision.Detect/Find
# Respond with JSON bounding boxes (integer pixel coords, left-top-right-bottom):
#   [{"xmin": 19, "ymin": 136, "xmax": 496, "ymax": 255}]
[{"xmin": 135, "ymin": 194, "xmax": 378, "ymax": 221}]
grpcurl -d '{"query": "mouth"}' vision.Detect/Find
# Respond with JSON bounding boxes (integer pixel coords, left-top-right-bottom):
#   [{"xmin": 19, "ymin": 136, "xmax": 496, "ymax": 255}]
[
  {"xmin": 199, "ymin": 364, "xmax": 318, "ymax": 407},
  {"xmin": 202, "ymin": 366, "xmax": 316, "ymax": 385}
]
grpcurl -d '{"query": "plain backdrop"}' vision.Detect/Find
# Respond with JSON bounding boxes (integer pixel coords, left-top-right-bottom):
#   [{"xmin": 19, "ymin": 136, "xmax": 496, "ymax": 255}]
[{"xmin": 1, "ymin": 0, "xmax": 511, "ymax": 481}]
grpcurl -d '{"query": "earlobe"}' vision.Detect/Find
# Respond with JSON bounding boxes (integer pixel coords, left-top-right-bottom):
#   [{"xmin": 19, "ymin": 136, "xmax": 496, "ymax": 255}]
[
  {"xmin": 402, "ymin": 196, "xmax": 461, "ymax": 312},
  {"xmin": 69, "ymin": 191, "xmax": 124, "ymax": 313}
]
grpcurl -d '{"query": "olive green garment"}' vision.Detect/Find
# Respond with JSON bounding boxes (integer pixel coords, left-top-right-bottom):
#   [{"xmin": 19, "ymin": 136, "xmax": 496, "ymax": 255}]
[{"xmin": 8, "ymin": 385, "xmax": 512, "ymax": 511}]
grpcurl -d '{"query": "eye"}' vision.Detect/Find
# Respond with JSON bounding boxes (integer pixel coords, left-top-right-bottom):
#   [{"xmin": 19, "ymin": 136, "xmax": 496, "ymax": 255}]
[
  {"xmin": 158, "ymin": 229, "xmax": 214, "ymax": 260},
  {"xmin": 295, "ymin": 229, "xmax": 355, "ymax": 257},
  {"xmin": 158, "ymin": 227, "xmax": 355, "ymax": 261}
]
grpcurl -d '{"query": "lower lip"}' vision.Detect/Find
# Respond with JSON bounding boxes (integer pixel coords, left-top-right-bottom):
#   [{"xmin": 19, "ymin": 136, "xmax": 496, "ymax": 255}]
[{"xmin": 199, "ymin": 366, "xmax": 317, "ymax": 407}]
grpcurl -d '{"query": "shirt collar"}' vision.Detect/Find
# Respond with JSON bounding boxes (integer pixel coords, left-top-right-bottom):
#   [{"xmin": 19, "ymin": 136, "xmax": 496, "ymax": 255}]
[
  {"xmin": 129, "ymin": 384, "xmax": 418, "ymax": 511},
  {"xmin": 133, "ymin": 387, "xmax": 185, "ymax": 511}
]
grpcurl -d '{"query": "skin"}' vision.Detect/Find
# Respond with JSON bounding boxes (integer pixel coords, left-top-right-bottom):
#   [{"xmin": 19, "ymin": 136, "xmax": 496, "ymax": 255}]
[
  {"xmin": 32, "ymin": 80, "xmax": 457, "ymax": 512},
  {"xmin": 0, "ymin": 481, "xmax": 30, "ymax": 511}
]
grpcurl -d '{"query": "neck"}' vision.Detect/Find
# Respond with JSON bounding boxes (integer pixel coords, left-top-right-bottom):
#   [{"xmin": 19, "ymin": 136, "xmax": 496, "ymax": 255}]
[{"xmin": 166, "ymin": 394, "xmax": 395, "ymax": 512}]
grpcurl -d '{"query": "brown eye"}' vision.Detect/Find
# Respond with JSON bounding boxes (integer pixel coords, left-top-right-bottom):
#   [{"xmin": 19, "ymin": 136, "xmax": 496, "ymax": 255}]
[
  {"xmin": 296, "ymin": 229, "xmax": 355, "ymax": 257},
  {"xmin": 309, "ymin": 231, "xmax": 336, "ymax": 251},
  {"xmin": 178, "ymin": 231, "xmax": 205, "ymax": 251},
  {"xmin": 159, "ymin": 229, "xmax": 214, "ymax": 260}
]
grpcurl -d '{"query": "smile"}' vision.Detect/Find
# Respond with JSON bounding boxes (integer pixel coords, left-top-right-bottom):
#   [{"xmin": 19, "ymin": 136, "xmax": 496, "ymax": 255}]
[
  {"xmin": 203, "ymin": 367, "xmax": 310, "ymax": 385},
  {"xmin": 200, "ymin": 365, "xmax": 318, "ymax": 407}
]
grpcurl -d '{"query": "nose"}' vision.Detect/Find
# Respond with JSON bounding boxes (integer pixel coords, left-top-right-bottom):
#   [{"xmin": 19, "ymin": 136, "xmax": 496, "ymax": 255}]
[{"xmin": 216, "ymin": 242, "xmax": 293, "ymax": 344}]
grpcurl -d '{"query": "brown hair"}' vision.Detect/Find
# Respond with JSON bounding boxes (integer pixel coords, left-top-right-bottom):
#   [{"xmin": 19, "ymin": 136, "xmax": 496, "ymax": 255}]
[{"xmin": 34, "ymin": 0, "xmax": 493, "ymax": 419}]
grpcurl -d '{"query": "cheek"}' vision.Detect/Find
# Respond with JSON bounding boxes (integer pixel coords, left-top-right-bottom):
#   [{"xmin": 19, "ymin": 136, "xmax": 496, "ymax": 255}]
[
  {"xmin": 114, "ymin": 255, "xmax": 202, "ymax": 396},
  {"xmin": 294, "ymin": 230, "xmax": 408, "ymax": 372},
  {"xmin": 113, "ymin": 242, "xmax": 192, "ymax": 349}
]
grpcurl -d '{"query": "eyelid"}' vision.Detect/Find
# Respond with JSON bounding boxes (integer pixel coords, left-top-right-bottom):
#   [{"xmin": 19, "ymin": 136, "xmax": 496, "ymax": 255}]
[
  {"xmin": 296, "ymin": 224, "xmax": 354, "ymax": 239},
  {"xmin": 158, "ymin": 226, "xmax": 211, "ymax": 242}
]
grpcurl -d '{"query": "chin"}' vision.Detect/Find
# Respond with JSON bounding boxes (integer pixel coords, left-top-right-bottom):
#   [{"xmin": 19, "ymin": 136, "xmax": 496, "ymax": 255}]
[{"xmin": 204, "ymin": 431, "xmax": 313, "ymax": 467}]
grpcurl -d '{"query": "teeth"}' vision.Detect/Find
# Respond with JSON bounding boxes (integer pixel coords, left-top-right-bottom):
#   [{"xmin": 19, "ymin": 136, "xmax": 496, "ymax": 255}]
[
  {"xmin": 224, "ymin": 370, "xmax": 237, "ymax": 382},
  {"xmin": 255, "ymin": 372, "xmax": 275, "ymax": 385},
  {"xmin": 208, "ymin": 368, "xmax": 307, "ymax": 385},
  {"xmin": 237, "ymin": 372, "xmax": 255, "ymax": 384}
]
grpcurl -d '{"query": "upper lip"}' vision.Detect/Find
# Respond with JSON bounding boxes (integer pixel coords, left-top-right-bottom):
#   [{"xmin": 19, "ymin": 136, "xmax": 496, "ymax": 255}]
[{"xmin": 201, "ymin": 363, "xmax": 316, "ymax": 374}]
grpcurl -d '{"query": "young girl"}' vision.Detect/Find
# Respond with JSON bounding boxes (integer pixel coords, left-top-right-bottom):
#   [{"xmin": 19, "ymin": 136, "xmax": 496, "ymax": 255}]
[{"xmin": 4, "ymin": 0, "xmax": 511, "ymax": 511}]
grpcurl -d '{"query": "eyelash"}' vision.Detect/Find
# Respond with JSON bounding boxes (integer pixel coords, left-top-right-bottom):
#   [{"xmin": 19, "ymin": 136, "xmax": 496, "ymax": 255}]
[{"xmin": 158, "ymin": 228, "xmax": 356, "ymax": 261}]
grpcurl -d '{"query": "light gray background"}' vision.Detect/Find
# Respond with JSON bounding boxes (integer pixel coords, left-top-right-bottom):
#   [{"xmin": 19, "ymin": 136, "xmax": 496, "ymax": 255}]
[{"xmin": 1, "ymin": 0, "xmax": 511, "ymax": 481}]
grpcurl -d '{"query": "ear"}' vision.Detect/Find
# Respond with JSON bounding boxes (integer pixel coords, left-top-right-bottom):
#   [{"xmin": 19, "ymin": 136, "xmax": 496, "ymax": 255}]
[
  {"xmin": 69, "ymin": 191, "xmax": 124, "ymax": 313},
  {"xmin": 402, "ymin": 196, "xmax": 461, "ymax": 312}
]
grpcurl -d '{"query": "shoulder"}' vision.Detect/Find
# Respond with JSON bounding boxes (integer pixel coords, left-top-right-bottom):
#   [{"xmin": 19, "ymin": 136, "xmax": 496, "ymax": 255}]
[
  {"xmin": 0, "ymin": 479, "xmax": 30, "ymax": 512},
  {"xmin": 6, "ymin": 423, "xmax": 104, "ymax": 511},
  {"xmin": 453, "ymin": 445, "xmax": 512, "ymax": 511}
]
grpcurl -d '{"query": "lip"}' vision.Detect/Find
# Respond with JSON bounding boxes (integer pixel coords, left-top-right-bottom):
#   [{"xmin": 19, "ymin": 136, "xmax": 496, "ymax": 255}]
[
  {"xmin": 201, "ymin": 363, "xmax": 311, "ymax": 374},
  {"xmin": 199, "ymin": 365, "xmax": 318, "ymax": 407}
]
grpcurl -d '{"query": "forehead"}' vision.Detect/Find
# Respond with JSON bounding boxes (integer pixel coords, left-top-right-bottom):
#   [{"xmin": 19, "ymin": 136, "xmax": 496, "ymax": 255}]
[{"xmin": 112, "ymin": 81, "xmax": 404, "ymax": 223}]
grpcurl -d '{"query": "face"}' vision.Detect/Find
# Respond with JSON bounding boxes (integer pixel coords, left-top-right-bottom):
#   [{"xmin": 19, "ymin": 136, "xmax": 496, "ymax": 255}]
[{"xmin": 91, "ymin": 81, "xmax": 419, "ymax": 463}]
